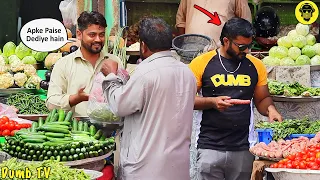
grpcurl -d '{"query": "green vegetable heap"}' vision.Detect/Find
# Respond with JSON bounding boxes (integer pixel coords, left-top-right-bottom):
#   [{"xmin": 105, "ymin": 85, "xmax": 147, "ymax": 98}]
[
  {"xmin": 256, "ymin": 118, "xmax": 320, "ymax": 141},
  {"xmin": 7, "ymin": 92, "xmax": 50, "ymax": 114},
  {"xmin": 0, "ymin": 109, "xmax": 115, "ymax": 162},
  {"xmin": 0, "ymin": 158, "xmax": 90, "ymax": 180},
  {"xmin": 268, "ymin": 80, "xmax": 320, "ymax": 97}
]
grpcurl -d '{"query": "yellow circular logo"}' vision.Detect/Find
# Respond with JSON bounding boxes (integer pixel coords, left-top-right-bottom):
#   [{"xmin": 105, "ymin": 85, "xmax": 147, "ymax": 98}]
[{"xmin": 295, "ymin": 1, "xmax": 319, "ymax": 24}]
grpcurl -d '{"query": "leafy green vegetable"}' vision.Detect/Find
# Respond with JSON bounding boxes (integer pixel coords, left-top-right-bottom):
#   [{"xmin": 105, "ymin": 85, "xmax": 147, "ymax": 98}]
[
  {"xmin": 2, "ymin": 42, "xmax": 16, "ymax": 57},
  {"xmin": 268, "ymin": 80, "xmax": 320, "ymax": 97},
  {"xmin": 15, "ymin": 42, "xmax": 32, "ymax": 59}
]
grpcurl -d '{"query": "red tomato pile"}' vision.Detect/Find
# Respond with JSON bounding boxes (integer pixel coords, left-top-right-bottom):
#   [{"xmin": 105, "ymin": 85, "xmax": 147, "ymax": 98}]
[
  {"xmin": 0, "ymin": 116, "xmax": 31, "ymax": 136},
  {"xmin": 270, "ymin": 144, "xmax": 320, "ymax": 170}
]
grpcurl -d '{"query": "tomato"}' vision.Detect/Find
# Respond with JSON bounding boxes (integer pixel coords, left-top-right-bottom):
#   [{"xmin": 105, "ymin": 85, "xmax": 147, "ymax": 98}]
[
  {"xmin": 273, "ymin": 163, "xmax": 278, "ymax": 168},
  {"xmin": 10, "ymin": 131, "xmax": 15, "ymax": 136},
  {"xmin": 292, "ymin": 161, "xmax": 299, "ymax": 168},
  {"xmin": 315, "ymin": 158, "xmax": 320, "ymax": 165},
  {"xmin": 309, "ymin": 148, "xmax": 316, "ymax": 153},
  {"xmin": 278, "ymin": 164, "xmax": 284, "ymax": 168},
  {"xmin": 286, "ymin": 163, "xmax": 293, "ymax": 169},
  {"xmin": 7, "ymin": 123, "xmax": 15, "ymax": 131},
  {"xmin": 1, "ymin": 116, "xmax": 9, "ymax": 122},
  {"xmin": 308, "ymin": 152, "xmax": 316, "ymax": 158},
  {"xmin": 303, "ymin": 155, "xmax": 308, "ymax": 160},
  {"xmin": 308, "ymin": 162, "xmax": 317, "ymax": 168},
  {"xmin": 316, "ymin": 152, "xmax": 320, "ymax": 158},
  {"xmin": 2, "ymin": 129, "xmax": 10, "ymax": 136},
  {"xmin": 316, "ymin": 144, "xmax": 320, "ymax": 149},
  {"xmin": 299, "ymin": 162, "xmax": 307, "ymax": 169},
  {"xmin": 270, "ymin": 164, "xmax": 275, "ymax": 168},
  {"xmin": 287, "ymin": 154, "xmax": 296, "ymax": 161},
  {"xmin": 310, "ymin": 157, "xmax": 316, "ymax": 162},
  {"xmin": 315, "ymin": 149, "xmax": 320, "ymax": 153},
  {"xmin": 301, "ymin": 150, "xmax": 308, "ymax": 155},
  {"xmin": 311, "ymin": 165, "xmax": 319, "ymax": 170},
  {"xmin": 310, "ymin": 145, "xmax": 315, "ymax": 149},
  {"xmin": 295, "ymin": 156, "xmax": 303, "ymax": 161}
]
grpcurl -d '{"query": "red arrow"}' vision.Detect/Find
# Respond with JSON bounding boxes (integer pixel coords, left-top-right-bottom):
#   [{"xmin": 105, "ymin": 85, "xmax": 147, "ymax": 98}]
[{"xmin": 194, "ymin": 4, "xmax": 221, "ymax": 26}]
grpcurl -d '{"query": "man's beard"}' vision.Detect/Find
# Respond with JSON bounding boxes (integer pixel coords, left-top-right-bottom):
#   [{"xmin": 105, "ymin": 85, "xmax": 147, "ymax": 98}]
[
  {"xmin": 81, "ymin": 41, "xmax": 103, "ymax": 54},
  {"xmin": 226, "ymin": 43, "xmax": 246, "ymax": 63}
]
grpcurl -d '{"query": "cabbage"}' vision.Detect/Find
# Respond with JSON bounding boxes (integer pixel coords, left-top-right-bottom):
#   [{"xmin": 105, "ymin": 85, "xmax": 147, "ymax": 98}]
[
  {"xmin": 306, "ymin": 34, "xmax": 316, "ymax": 45},
  {"xmin": 288, "ymin": 47, "xmax": 301, "ymax": 60},
  {"xmin": 280, "ymin": 57, "xmax": 295, "ymax": 66},
  {"xmin": 314, "ymin": 43, "xmax": 320, "ymax": 55},
  {"xmin": 288, "ymin": 30, "xmax": 298, "ymax": 38},
  {"xmin": 15, "ymin": 42, "xmax": 32, "ymax": 59},
  {"xmin": 296, "ymin": 55, "xmax": 311, "ymax": 65},
  {"xmin": 263, "ymin": 56, "xmax": 281, "ymax": 66},
  {"xmin": 8, "ymin": 55, "xmax": 20, "ymax": 64},
  {"xmin": 269, "ymin": 46, "xmax": 288, "ymax": 59},
  {"xmin": 31, "ymin": 51, "xmax": 48, "ymax": 62},
  {"xmin": 2, "ymin": 42, "xmax": 16, "ymax": 57},
  {"xmin": 291, "ymin": 35, "xmax": 307, "ymax": 48},
  {"xmin": 277, "ymin": 36, "xmax": 292, "ymax": 48},
  {"xmin": 22, "ymin": 56, "xmax": 37, "ymax": 64},
  {"xmin": 311, "ymin": 55, "xmax": 320, "ymax": 65},
  {"xmin": 296, "ymin": 23, "xmax": 309, "ymax": 36},
  {"xmin": 302, "ymin": 45, "xmax": 316, "ymax": 58}
]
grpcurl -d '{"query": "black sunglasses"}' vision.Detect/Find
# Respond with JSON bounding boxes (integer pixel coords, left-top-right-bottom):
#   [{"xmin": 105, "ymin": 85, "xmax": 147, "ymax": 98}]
[{"xmin": 231, "ymin": 41, "xmax": 253, "ymax": 51}]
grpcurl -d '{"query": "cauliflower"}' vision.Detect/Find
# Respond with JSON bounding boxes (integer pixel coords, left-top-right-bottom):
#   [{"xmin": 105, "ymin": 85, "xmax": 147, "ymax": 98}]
[
  {"xmin": 0, "ymin": 56, "xmax": 6, "ymax": 66},
  {"xmin": 0, "ymin": 65, "xmax": 9, "ymax": 75},
  {"xmin": 24, "ymin": 75, "xmax": 41, "ymax": 89},
  {"xmin": 0, "ymin": 73, "xmax": 14, "ymax": 89},
  {"xmin": 14, "ymin": 73, "xmax": 28, "ymax": 87},
  {"xmin": 10, "ymin": 60, "xmax": 24, "ymax": 72},
  {"xmin": 23, "ymin": 64, "xmax": 36, "ymax": 77}
]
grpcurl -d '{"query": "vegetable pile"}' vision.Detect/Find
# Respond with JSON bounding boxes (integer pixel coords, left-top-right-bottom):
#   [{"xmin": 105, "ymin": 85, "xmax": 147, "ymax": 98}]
[
  {"xmin": 0, "ymin": 108, "xmax": 115, "ymax": 162},
  {"xmin": 0, "ymin": 158, "xmax": 90, "ymax": 180},
  {"xmin": 268, "ymin": 80, "xmax": 320, "ymax": 97},
  {"xmin": 255, "ymin": 118, "xmax": 320, "ymax": 141},
  {"xmin": 263, "ymin": 23, "xmax": 320, "ymax": 66},
  {"xmin": 0, "ymin": 116, "xmax": 31, "ymax": 136},
  {"xmin": 6, "ymin": 92, "xmax": 50, "ymax": 114},
  {"xmin": 269, "ymin": 141, "xmax": 320, "ymax": 170}
]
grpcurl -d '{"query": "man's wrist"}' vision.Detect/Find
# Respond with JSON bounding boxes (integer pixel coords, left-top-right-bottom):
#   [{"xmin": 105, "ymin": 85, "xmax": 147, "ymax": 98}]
[{"xmin": 266, "ymin": 105, "xmax": 276, "ymax": 115}]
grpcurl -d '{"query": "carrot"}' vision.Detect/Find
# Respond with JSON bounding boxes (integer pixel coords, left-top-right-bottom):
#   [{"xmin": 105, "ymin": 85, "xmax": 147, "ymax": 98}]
[{"xmin": 224, "ymin": 99, "xmax": 251, "ymax": 105}]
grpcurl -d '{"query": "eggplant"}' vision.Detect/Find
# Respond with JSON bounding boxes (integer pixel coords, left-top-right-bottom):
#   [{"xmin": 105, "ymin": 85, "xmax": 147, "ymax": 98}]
[
  {"xmin": 62, "ymin": 51, "xmax": 70, "ymax": 57},
  {"xmin": 40, "ymin": 80, "xmax": 49, "ymax": 90},
  {"xmin": 70, "ymin": 45, "xmax": 78, "ymax": 53},
  {"xmin": 45, "ymin": 70, "xmax": 51, "ymax": 81}
]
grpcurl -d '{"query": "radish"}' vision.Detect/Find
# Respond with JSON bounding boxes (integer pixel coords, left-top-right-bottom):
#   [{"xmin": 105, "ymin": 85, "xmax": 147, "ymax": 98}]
[{"xmin": 224, "ymin": 99, "xmax": 251, "ymax": 105}]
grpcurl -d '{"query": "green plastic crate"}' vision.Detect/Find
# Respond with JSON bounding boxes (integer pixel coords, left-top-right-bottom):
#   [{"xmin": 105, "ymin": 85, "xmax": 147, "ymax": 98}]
[
  {"xmin": 0, "ymin": 137, "xmax": 6, "ymax": 144},
  {"xmin": 36, "ymin": 70, "xmax": 47, "ymax": 80}
]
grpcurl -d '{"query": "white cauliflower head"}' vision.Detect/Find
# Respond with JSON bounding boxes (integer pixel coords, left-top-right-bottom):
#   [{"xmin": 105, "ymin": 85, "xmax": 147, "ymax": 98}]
[
  {"xmin": 0, "ymin": 56, "xmax": 6, "ymax": 66},
  {"xmin": 23, "ymin": 64, "xmax": 36, "ymax": 77},
  {"xmin": 25, "ymin": 75, "xmax": 42, "ymax": 89},
  {"xmin": 0, "ymin": 65, "xmax": 9, "ymax": 75},
  {"xmin": 0, "ymin": 72, "xmax": 14, "ymax": 89},
  {"xmin": 10, "ymin": 60, "xmax": 24, "ymax": 72},
  {"xmin": 14, "ymin": 73, "xmax": 28, "ymax": 87}
]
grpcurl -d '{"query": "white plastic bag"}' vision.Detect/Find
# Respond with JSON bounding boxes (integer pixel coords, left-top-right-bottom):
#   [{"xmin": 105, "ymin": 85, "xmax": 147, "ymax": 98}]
[
  {"xmin": 87, "ymin": 69, "xmax": 129, "ymax": 124},
  {"xmin": 59, "ymin": 0, "xmax": 77, "ymax": 29},
  {"xmin": 0, "ymin": 103, "xmax": 18, "ymax": 119}
]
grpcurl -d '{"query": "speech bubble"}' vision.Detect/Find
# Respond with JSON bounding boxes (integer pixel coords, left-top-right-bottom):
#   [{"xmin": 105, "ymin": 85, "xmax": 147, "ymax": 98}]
[{"xmin": 20, "ymin": 18, "xmax": 73, "ymax": 52}]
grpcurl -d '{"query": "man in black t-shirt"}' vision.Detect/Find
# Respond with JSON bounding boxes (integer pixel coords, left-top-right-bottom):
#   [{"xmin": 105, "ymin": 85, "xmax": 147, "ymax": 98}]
[{"xmin": 189, "ymin": 18, "xmax": 282, "ymax": 180}]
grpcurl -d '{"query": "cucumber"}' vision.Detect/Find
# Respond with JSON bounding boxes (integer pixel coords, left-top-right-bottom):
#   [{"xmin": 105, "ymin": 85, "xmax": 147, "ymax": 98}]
[
  {"xmin": 49, "ymin": 109, "xmax": 57, "ymax": 121},
  {"xmin": 99, "ymin": 134, "xmax": 106, "ymax": 141},
  {"xmin": 38, "ymin": 126, "xmax": 70, "ymax": 134},
  {"xmin": 40, "ymin": 125, "xmax": 70, "ymax": 130},
  {"xmin": 78, "ymin": 121, "xmax": 84, "ymax": 131},
  {"xmin": 43, "ymin": 141, "xmax": 72, "ymax": 146},
  {"xmin": 64, "ymin": 111, "xmax": 73, "ymax": 122},
  {"xmin": 50, "ymin": 113, "xmax": 59, "ymax": 122},
  {"xmin": 83, "ymin": 122, "xmax": 89, "ymax": 132},
  {"xmin": 58, "ymin": 109, "xmax": 65, "ymax": 122},
  {"xmin": 46, "ymin": 122, "xmax": 71, "ymax": 126},
  {"xmin": 23, "ymin": 139, "xmax": 46, "ymax": 143},
  {"xmin": 93, "ymin": 130, "xmax": 102, "ymax": 140},
  {"xmin": 45, "ymin": 111, "xmax": 52, "ymax": 124},
  {"xmin": 72, "ymin": 118, "xmax": 78, "ymax": 131},
  {"xmin": 20, "ymin": 135, "xmax": 47, "ymax": 140},
  {"xmin": 71, "ymin": 131, "xmax": 90, "ymax": 135},
  {"xmin": 31, "ymin": 122, "xmax": 38, "ymax": 133},
  {"xmin": 47, "ymin": 137, "xmax": 73, "ymax": 142},
  {"xmin": 89, "ymin": 125, "xmax": 96, "ymax": 136},
  {"xmin": 16, "ymin": 131, "xmax": 45, "ymax": 136},
  {"xmin": 38, "ymin": 117, "xmax": 44, "ymax": 127},
  {"xmin": 45, "ymin": 132, "xmax": 66, "ymax": 138}
]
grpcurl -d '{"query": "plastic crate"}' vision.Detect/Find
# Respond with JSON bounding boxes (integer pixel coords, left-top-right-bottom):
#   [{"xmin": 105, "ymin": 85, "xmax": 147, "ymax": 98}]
[
  {"xmin": 256, "ymin": 128, "xmax": 273, "ymax": 145},
  {"xmin": 286, "ymin": 134, "xmax": 315, "ymax": 140},
  {"xmin": 0, "ymin": 137, "xmax": 6, "ymax": 144}
]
